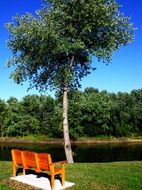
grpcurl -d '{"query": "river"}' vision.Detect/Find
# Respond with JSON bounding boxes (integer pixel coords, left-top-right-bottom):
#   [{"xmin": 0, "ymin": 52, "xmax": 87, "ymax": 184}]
[{"xmin": 0, "ymin": 142, "xmax": 142, "ymax": 162}]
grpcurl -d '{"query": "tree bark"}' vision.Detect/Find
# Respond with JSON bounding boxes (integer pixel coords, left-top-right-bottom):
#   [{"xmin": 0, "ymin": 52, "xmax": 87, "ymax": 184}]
[{"xmin": 63, "ymin": 86, "xmax": 74, "ymax": 163}]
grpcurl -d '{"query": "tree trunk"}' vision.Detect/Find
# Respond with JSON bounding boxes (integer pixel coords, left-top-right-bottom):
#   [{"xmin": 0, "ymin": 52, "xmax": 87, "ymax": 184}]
[{"xmin": 63, "ymin": 87, "xmax": 74, "ymax": 163}]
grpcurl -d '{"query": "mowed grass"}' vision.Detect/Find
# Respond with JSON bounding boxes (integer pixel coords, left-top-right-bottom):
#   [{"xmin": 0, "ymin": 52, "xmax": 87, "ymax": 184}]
[{"xmin": 0, "ymin": 161, "xmax": 142, "ymax": 190}]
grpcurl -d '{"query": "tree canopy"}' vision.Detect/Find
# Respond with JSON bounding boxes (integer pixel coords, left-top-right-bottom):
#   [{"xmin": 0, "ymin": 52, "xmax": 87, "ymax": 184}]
[{"xmin": 6, "ymin": 0, "xmax": 134, "ymax": 91}]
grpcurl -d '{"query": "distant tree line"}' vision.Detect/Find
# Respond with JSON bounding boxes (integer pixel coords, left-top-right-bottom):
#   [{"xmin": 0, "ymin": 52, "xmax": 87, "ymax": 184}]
[{"xmin": 0, "ymin": 88, "xmax": 142, "ymax": 139}]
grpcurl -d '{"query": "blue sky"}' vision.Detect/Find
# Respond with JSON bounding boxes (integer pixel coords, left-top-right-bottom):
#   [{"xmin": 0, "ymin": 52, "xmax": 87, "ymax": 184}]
[{"xmin": 0, "ymin": 0, "xmax": 142, "ymax": 100}]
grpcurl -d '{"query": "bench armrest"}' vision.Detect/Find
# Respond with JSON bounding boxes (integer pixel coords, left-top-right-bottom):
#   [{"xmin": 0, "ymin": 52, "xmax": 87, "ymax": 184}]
[{"xmin": 53, "ymin": 161, "xmax": 67, "ymax": 165}]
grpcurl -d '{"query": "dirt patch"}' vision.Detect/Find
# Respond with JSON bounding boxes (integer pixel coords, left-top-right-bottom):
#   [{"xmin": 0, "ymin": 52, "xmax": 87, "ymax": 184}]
[{"xmin": 0, "ymin": 178, "xmax": 41, "ymax": 190}]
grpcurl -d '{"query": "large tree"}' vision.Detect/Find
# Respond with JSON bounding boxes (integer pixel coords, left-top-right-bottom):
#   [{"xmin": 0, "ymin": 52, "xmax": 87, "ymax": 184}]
[{"xmin": 6, "ymin": 0, "xmax": 134, "ymax": 163}]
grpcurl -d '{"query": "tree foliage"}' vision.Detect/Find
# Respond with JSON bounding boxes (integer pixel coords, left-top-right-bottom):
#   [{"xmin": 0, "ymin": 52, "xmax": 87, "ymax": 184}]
[
  {"xmin": 1, "ymin": 88, "xmax": 142, "ymax": 138},
  {"xmin": 6, "ymin": 0, "xmax": 134, "ymax": 91}
]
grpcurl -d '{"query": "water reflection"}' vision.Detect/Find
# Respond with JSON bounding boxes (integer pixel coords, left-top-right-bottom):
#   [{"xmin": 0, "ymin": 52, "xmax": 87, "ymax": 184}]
[
  {"xmin": 73, "ymin": 143, "xmax": 142, "ymax": 162},
  {"xmin": 0, "ymin": 143, "xmax": 65, "ymax": 162},
  {"xmin": 0, "ymin": 143, "xmax": 142, "ymax": 162}
]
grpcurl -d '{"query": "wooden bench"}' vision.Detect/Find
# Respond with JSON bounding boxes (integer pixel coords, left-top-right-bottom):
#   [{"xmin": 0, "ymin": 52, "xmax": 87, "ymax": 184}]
[
  {"xmin": 11, "ymin": 149, "xmax": 66, "ymax": 190},
  {"xmin": 35, "ymin": 153, "xmax": 66, "ymax": 190},
  {"xmin": 11, "ymin": 149, "xmax": 25, "ymax": 176}
]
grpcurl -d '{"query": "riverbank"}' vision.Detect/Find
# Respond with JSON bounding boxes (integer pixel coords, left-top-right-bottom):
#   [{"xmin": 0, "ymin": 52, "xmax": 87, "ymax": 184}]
[
  {"xmin": 0, "ymin": 161, "xmax": 142, "ymax": 190},
  {"xmin": 0, "ymin": 136, "xmax": 142, "ymax": 145}
]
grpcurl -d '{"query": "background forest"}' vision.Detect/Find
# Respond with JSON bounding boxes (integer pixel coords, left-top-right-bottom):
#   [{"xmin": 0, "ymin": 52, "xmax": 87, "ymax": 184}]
[{"xmin": 0, "ymin": 87, "xmax": 142, "ymax": 139}]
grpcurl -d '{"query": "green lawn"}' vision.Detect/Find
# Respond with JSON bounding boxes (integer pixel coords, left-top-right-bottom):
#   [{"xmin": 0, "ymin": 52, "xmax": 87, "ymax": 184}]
[{"xmin": 0, "ymin": 161, "xmax": 142, "ymax": 190}]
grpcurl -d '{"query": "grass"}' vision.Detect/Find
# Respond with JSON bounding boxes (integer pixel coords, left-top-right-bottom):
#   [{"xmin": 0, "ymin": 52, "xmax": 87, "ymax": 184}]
[
  {"xmin": 0, "ymin": 161, "xmax": 142, "ymax": 190},
  {"xmin": 1, "ymin": 135, "xmax": 142, "ymax": 145}
]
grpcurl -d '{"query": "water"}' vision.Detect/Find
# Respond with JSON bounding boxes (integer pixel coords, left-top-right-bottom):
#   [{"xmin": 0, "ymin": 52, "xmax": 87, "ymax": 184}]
[
  {"xmin": 0, "ymin": 142, "xmax": 142, "ymax": 162},
  {"xmin": 73, "ymin": 143, "xmax": 142, "ymax": 162}
]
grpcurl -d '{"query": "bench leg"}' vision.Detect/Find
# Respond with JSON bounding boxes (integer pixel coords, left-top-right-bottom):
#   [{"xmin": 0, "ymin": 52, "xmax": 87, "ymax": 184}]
[
  {"xmin": 50, "ymin": 174, "xmax": 55, "ymax": 190},
  {"xmin": 61, "ymin": 171, "xmax": 65, "ymax": 186},
  {"xmin": 12, "ymin": 163, "xmax": 16, "ymax": 177},
  {"xmin": 61, "ymin": 165, "xmax": 65, "ymax": 186},
  {"xmin": 23, "ymin": 168, "xmax": 26, "ymax": 175}
]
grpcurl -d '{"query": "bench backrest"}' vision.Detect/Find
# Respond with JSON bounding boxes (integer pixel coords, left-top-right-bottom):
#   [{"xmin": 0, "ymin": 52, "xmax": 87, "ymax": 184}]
[
  {"xmin": 11, "ymin": 149, "xmax": 23, "ymax": 166},
  {"xmin": 35, "ymin": 153, "xmax": 52, "ymax": 172},
  {"xmin": 22, "ymin": 150, "xmax": 37, "ymax": 169}
]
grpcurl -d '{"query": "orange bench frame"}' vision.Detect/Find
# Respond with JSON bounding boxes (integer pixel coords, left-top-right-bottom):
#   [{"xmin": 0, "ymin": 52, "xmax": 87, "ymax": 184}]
[
  {"xmin": 11, "ymin": 149, "xmax": 37, "ymax": 176},
  {"xmin": 35, "ymin": 153, "xmax": 66, "ymax": 190},
  {"xmin": 11, "ymin": 149, "xmax": 25, "ymax": 176},
  {"xmin": 11, "ymin": 149, "xmax": 66, "ymax": 190}
]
